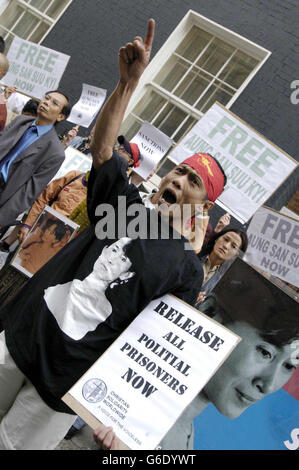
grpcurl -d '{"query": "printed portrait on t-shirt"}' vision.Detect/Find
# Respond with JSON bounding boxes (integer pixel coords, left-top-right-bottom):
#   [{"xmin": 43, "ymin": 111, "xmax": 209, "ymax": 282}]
[{"xmin": 44, "ymin": 237, "xmax": 135, "ymax": 340}]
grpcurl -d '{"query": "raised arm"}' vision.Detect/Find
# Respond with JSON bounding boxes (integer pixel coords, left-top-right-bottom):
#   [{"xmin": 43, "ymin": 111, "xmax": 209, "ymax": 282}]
[{"xmin": 90, "ymin": 18, "xmax": 155, "ymax": 171}]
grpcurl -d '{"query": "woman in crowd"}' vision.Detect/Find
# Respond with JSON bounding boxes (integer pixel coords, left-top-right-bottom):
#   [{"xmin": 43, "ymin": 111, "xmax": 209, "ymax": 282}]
[{"xmin": 196, "ymin": 226, "xmax": 248, "ymax": 304}]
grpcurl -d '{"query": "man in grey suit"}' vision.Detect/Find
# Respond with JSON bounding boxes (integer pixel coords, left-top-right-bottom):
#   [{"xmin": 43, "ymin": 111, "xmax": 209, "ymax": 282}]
[{"xmin": 0, "ymin": 90, "xmax": 71, "ymax": 229}]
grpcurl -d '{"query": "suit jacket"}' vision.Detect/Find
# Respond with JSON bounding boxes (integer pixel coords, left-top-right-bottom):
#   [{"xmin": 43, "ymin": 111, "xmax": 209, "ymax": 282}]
[{"xmin": 0, "ymin": 115, "xmax": 65, "ymax": 226}]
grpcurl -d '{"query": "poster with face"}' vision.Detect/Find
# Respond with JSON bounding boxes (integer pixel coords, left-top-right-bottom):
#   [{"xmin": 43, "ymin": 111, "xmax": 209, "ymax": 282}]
[
  {"xmin": 182, "ymin": 258, "xmax": 299, "ymax": 451},
  {"xmin": 11, "ymin": 206, "xmax": 79, "ymax": 278}
]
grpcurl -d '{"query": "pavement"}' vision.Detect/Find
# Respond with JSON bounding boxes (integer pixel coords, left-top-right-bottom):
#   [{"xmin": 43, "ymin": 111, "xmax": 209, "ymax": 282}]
[{"xmin": 55, "ymin": 424, "xmax": 99, "ymax": 451}]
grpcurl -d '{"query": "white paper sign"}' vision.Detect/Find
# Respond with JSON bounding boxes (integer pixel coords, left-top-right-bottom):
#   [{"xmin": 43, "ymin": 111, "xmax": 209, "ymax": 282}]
[
  {"xmin": 67, "ymin": 84, "xmax": 106, "ymax": 127},
  {"xmin": 169, "ymin": 103, "xmax": 297, "ymax": 223},
  {"xmin": 244, "ymin": 206, "xmax": 299, "ymax": 287},
  {"xmin": 130, "ymin": 121, "xmax": 173, "ymax": 179},
  {"xmin": 51, "ymin": 147, "xmax": 92, "ymax": 182},
  {"xmin": 66, "ymin": 294, "xmax": 240, "ymax": 450},
  {"xmin": 2, "ymin": 37, "xmax": 70, "ymax": 99}
]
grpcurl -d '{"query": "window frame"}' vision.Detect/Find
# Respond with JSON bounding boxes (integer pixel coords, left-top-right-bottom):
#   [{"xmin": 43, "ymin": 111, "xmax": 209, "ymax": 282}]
[{"xmin": 0, "ymin": 0, "xmax": 73, "ymax": 46}]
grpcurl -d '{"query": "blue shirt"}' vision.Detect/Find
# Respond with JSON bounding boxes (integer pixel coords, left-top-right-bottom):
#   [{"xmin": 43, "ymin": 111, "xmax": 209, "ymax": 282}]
[{"xmin": 0, "ymin": 120, "xmax": 53, "ymax": 182}]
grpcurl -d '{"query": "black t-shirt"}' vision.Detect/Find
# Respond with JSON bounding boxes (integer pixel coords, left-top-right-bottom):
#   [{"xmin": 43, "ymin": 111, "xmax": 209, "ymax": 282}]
[{"xmin": 0, "ymin": 152, "xmax": 203, "ymax": 413}]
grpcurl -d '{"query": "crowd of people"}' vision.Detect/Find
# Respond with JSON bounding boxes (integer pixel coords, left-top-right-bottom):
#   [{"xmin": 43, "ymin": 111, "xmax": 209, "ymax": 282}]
[{"xmin": 0, "ymin": 20, "xmax": 297, "ymax": 452}]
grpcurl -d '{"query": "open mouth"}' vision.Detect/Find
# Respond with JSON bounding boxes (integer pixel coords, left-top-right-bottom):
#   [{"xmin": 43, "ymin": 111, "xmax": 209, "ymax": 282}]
[{"xmin": 160, "ymin": 189, "xmax": 177, "ymax": 205}]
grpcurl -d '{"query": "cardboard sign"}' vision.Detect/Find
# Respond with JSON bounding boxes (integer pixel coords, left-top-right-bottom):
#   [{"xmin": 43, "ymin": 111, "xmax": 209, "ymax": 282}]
[
  {"xmin": 51, "ymin": 146, "xmax": 92, "ymax": 182},
  {"xmin": 131, "ymin": 121, "xmax": 173, "ymax": 179},
  {"xmin": 169, "ymin": 103, "xmax": 297, "ymax": 223},
  {"xmin": 67, "ymin": 84, "xmax": 107, "ymax": 128},
  {"xmin": 11, "ymin": 206, "xmax": 79, "ymax": 277},
  {"xmin": 244, "ymin": 206, "xmax": 299, "ymax": 287},
  {"xmin": 63, "ymin": 294, "xmax": 240, "ymax": 450},
  {"xmin": 2, "ymin": 37, "xmax": 70, "ymax": 99}
]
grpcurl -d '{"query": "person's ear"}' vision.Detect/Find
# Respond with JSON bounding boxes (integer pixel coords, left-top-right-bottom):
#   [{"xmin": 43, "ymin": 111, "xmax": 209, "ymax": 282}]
[
  {"xmin": 56, "ymin": 112, "xmax": 66, "ymax": 123},
  {"xmin": 203, "ymin": 200, "xmax": 214, "ymax": 211}
]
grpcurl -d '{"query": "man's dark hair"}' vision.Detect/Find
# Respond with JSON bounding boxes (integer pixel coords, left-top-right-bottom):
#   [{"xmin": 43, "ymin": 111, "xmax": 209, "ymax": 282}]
[
  {"xmin": 45, "ymin": 89, "xmax": 71, "ymax": 119},
  {"xmin": 22, "ymin": 99, "xmax": 39, "ymax": 117},
  {"xmin": 0, "ymin": 37, "xmax": 5, "ymax": 54}
]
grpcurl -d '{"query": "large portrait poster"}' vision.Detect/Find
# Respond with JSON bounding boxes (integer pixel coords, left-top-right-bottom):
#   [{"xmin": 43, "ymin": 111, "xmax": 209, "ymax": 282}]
[
  {"xmin": 190, "ymin": 258, "xmax": 299, "ymax": 450},
  {"xmin": 11, "ymin": 206, "xmax": 79, "ymax": 277},
  {"xmin": 169, "ymin": 103, "xmax": 297, "ymax": 223},
  {"xmin": 63, "ymin": 294, "xmax": 240, "ymax": 450},
  {"xmin": 1, "ymin": 37, "xmax": 70, "ymax": 99}
]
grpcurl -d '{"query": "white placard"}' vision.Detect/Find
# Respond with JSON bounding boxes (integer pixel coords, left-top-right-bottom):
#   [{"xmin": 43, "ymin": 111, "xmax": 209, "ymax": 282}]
[
  {"xmin": 65, "ymin": 294, "xmax": 240, "ymax": 450},
  {"xmin": 130, "ymin": 121, "xmax": 173, "ymax": 179},
  {"xmin": 2, "ymin": 37, "xmax": 70, "ymax": 99},
  {"xmin": 67, "ymin": 84, "xmax": 106, "ymax": 128},
  {"xmin": 51, "ymin": 147, "xmax": 92, "ymax": 182},
  {"xmin": 169, "ymin": 103, "xmax": 297, "ymax": 223},
  {"xmin": 244, "ymin": 206, "xmax": 299, "ymax": 287}
]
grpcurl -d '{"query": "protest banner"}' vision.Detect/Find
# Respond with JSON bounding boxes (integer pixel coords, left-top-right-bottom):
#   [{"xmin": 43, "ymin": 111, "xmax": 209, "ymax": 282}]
[
  {"xmin": 244, "ymin": 206, "xmax": 299, "ymax": 287},
  {"xmin": 63, "ymin": 294, "xmax": 240, "ymax": 450},
  {"xmin": 169, "ymin": 103, "xmax": 297, "ymax": 223},
  {"xmin": 1, "ymin": 37, "xmax": 70, "ymax": 99},
  {"xmin": 51, "ymin": 146, "xmax": 92, "ymax": 182},
  {"xmin": 130, "ymin": 121, "xmax": 173, "ymax": 179},
  {"xmin": 67, "ymin": 84, "xmax": 107, "ymax": 128},
  {"xmin": 191, "ymin": 258, "xmax": 299, "ymax": 450},
  {"xmin": 11, "ymin": 206, "xmax": 79, "ymax": 278}
]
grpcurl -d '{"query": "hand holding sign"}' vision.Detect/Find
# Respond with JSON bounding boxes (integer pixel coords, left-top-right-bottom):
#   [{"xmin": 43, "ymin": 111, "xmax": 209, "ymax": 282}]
[
  {"xmin": 93, "ymin": 426, "xmax": 120, "ymax": 450},
  {"xmin": 118, "ymin": 19, "xmax": 155, "ymax": 85}
]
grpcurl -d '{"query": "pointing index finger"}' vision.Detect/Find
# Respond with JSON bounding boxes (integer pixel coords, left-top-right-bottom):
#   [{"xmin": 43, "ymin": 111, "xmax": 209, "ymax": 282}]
[{"xmin": 144, "ymin": 18, "xmax": 155, "ymax": 48}]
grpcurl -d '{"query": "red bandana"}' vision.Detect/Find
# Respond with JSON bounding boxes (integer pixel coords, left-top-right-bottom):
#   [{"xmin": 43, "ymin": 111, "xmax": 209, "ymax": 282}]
[
  {"xmin": 129, "ymin": 143, "xmax": 141, "ymax": 168},
  {"xmin": 182, "ymin": 153, "xmax": 225, "ymax": 202}
]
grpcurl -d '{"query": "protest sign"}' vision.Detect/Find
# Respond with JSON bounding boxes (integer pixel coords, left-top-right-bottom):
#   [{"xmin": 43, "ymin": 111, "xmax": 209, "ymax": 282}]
[
  {"xmin": 51, "ymin": 147, "xmax": 92, "ymax": 182},
  {"xmin": 192, "ymin": 258, "xmax": 299, "ymax": 450},
  {"xmin": 67, "ymin": 84, "xmax": 107, "ymax": 128},
  {"xmin": 169, "ymin": 103, "xmax": 297, "ymax": 223},
  {"xmin": 63, "ymin": 294, "xmax": 240, "ymax": 450},
  {"xmin": 244, "ymin": 206, "xmax": 299, "ymax": 287},
  {"xmin": 11, "ymin": 206, "xmax": 79, "ymax": 278},
  {"xmin": 130, "ymin": 121, "xmax": 173, "ymax": 179},
  {"xmin": 2, "ymin": 37, "xmax": 70, "ymax": 99}
]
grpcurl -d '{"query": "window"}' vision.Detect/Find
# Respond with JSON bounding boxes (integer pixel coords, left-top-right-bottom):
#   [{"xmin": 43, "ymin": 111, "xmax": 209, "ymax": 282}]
[
  {"xmin": 0, "ymin": 0, "xmax": 73, "ymax": 50},
  {"xmin": 120, "ymin": 10, "xmax": 271, "ymax": 185}
]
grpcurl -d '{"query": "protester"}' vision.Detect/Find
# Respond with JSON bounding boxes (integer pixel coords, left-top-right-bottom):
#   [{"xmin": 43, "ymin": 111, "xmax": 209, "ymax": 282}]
[
  {"xmin": 0, "ymin": 90, "xmax": 71, "ymax": 233},
  {"xmin": 196, "ymin": 227, "xmax": 248, "ymax": 303},
  {"xmin": 63, "ymin": 125, "xmax": 93, "ymax": 157},
  {"xmin": 0, "ymin": 170, "xmax": 88, "ymax": 305},
  {"xmin": 94, "ymin": 259, "xmax": 299, "ymax": 450},
  {"xmin": 0, "ymin": 19, "xmax": 226, "ymax": 450}
]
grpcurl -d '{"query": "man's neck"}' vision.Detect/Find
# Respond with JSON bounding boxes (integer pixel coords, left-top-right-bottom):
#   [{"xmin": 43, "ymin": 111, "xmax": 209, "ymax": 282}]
[{"xmin": 35, "ymin": 116, "xmax": 53, "ymax": 127}]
